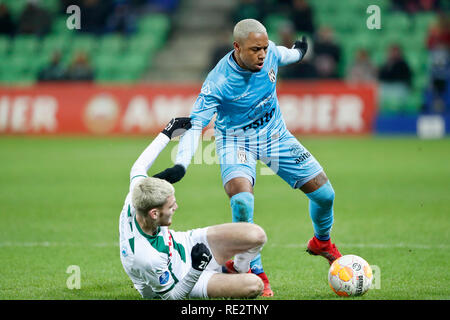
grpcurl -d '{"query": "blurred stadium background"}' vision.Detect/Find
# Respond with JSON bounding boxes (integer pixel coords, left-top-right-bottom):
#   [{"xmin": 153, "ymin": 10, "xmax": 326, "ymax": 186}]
[
  {"xmin": 0, "ymin": 0, "xmax": 449, "ymax": 300},
  {"xmin": 0, "ymin": 0, "xmax": 448, "ymax": 133}
]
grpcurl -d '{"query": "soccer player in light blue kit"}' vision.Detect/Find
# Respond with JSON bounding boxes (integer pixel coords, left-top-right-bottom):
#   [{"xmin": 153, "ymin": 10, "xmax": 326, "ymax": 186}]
[{"xmin": 154, "ymin": 19, "xmax": 342, "ymax": 297}]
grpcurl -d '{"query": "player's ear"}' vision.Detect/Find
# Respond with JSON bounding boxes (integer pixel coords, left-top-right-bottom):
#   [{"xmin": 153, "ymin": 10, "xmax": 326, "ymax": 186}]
[
  {"xmin": 233, "ymin": 41, "xmax": 240, "ymax": 52},
  {"xmin": 148, "ymin": 208, "xmax": 159, "ymax": 220}
]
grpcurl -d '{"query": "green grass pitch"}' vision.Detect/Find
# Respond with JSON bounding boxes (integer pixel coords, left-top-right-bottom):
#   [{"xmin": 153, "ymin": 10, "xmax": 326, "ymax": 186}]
[{"xmin": 0, "ymin": 136, "xmax": 449, "ymax": 300}]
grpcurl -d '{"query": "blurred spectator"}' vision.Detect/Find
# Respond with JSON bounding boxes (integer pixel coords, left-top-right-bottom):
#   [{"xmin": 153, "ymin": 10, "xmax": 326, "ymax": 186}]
[
  {"xmin": 208, "ymin": 30, "xmax": 233, "ymax": 71},
  {"xmin": 17, "ymin": 0, "xmax": 52, "ymax": 36},
  {"xmin": 313, "ymin": 26, "xmax": 341, "ymax": 79},
  {"xmin": 79, "ymin": 0, "xmax": 113, "ymax": 34},
  {"xmin": 143, "ymin": 0, "xmax": 180, "ymax": 13},
  {"xmin": 392, "ymin": 0, "xmax": 442, "ymax": 13},
  {"xmin": 0, "ymin": 4, "xmax": 15, "ymax": 36},
  {"xmin": 65, "ymin": 51, "xmax": 95, "ymax": 81},
  {"xmin": 423, "ymin": 13, "xmax": 450, "ymax": 114},
  {"xmin": 347, "ymin": 49, "xmax": 377, "ymax": 83},
  {"xmin": 426, "ymin": 13, "xmax": 450, "ymax": 50},
  {"xmin": 423, "ymin": 46, "xmax": 450, "ymax": 113},
  {"xmin": 379, "ymin": 44, "xmax": 413, "ymax": 87},
  {"xmin": 232, "ymin": 0, "xmax": 264, "ymax": 25},
  {"xmin": 277, "ymin": 22, "xmax": 317, "ymax": 79},
  {"xmin": 378, "ymin": 44, "xmax": 413, "ymax": 113},
  {"xmin": 38, "ymin": 51, "xmax": 67, "ymax": 82},
  {"xmin": 106, "ymin": 0, "xmax": 137, "ymax": 35},
  {"xmin": 60, "ymin": 0, "xmax": 83, "ymax": 14},
  {"xmin": 289, "ymin": 0, "xmax": 315, "ymax": 35}
]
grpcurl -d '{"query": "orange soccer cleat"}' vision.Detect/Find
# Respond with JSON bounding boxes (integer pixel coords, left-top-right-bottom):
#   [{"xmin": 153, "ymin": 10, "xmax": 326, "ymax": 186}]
[
  {"xmin": 306, "ymin": 236, "xmax": 342, "ymax": 265},
  {"xmin": 254, "ymin": 271, "xmax": 274, "ymax": 297}
]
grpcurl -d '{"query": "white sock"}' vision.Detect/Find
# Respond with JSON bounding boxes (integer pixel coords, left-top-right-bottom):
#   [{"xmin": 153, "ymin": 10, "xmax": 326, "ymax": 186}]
[{"xmin": 233, "ymin": 245, "xmax": 263, "ymax": 273}]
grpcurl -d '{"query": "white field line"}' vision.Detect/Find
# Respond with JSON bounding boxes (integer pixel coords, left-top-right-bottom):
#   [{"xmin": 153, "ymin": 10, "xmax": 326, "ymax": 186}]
[
  {"xmin": 0, "ymin": 241, "xmax": 448, "ymax": 250},
  {"xmin": 273, "ymin": 243, "xmax": 450, "ymax": 250}
]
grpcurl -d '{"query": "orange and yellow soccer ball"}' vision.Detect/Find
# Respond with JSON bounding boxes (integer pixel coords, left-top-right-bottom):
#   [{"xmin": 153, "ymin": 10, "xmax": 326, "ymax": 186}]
[{"xmin": 328, "ymin": 255, "xmax": 373, "ymax": 297}]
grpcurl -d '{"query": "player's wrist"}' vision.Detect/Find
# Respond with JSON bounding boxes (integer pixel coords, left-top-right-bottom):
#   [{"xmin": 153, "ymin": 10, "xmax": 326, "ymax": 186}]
[
  {"xmin": 189, "ymin": 268, "xmax": 203, "ymax": 276},
  {"xmin": 161, "ymin": 117, "xmax": 192, "ymax": 139},
  {"xmin": 156, "ymin": 132, "xmax": 171, "ymax": 143}
]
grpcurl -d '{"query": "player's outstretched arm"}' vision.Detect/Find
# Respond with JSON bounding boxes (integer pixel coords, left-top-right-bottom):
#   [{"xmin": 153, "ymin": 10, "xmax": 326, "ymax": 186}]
[
  {"xmin": 154, "ymin": 120, "xmax": 209, "ymax": 184},
  {"xmin": 129, "ymin": 118, "xmax": 191, "ymax": 186},
  {"xmin": 159, "ymin": 243, "xmax": 212, "ymax": 300},
  {"xmin": 293, "ymin": 36, "xmax": 308, "ymax": 61},
  {"xmin": 154, "ymin": 80, "xmax": 218, "ymax": 184},
  {"xmin": 276, "ymin": 35, "xmax": 308, "ymax": 66}
]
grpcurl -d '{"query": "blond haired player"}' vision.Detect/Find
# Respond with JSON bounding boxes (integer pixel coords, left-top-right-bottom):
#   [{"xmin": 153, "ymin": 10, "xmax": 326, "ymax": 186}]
[{"xmin": 119, "ymin": 118, "xmax": 266, "ymax": 299}]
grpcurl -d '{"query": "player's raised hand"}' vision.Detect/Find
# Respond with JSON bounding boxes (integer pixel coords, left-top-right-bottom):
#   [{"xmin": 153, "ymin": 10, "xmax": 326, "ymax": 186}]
[
  {"xmin": 191, "ymin": 243, "xmax": 212, "ymax": 271},
  {"xmin": 161, "ymin": 117, "xmax": 192, "ymax": 139},
  {"xmin": 153, "ymin": 164, "xmax": 186, "ymax": 183},
  {"xmin": 293, "ymin": 36, "xmax": 308, "ymax": 61}
]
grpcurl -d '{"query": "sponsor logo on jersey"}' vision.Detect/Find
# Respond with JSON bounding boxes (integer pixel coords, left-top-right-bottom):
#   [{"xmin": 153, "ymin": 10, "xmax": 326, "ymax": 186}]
[
  {"xmin": 159, "ymin": 271, "xmax": 170, "ymax": 285},
  {"xmin": 268, "ymin": 68, "xmax": 276, "ymax": 82},
  {"xmin": 242, "ymin": 108, "xmax": 275, "ymax": 131},
  {"xmin": 248, "ymin": 94, "xmax": 273, "ymax": 119},
  {"xmin": 289, "ymin": 144, "xmax": 305, "ymax": 157},
  {"xmin": 237, "ymin": 147, "xmax": 247, "ymax": 164},
  {"xmin": 294, "ymin": 151, "xmax": 311, "ymax": 164},
  {"xmin": 201, "ymin": 83, "xmax": 211, "ymax": 95}
]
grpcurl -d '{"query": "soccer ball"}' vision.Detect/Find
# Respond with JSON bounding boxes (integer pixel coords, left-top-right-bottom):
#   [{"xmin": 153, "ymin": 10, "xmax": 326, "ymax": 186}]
[{"xmin": 328, "ymin": 254, "xmax": 373, "ymax": 297}]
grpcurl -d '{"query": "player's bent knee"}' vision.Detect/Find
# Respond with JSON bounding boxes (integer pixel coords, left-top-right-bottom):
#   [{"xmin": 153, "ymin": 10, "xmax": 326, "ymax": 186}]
[
  {"xmin": 248, "ymin": 224, "xmax": 267, "ymax": 247},
  {"xmin": 308, "ymin": 181, "xmax": 335, "ymax": 208},
  {"xmin": 237, "ymin": 274, "xmax": 264, "ymax": 298},
  {"xmin": 246, "ymin": 274, "xmax": 264, "ymax": 298},
  {"xmin": 321, "ymin": 187, "xmax": 335, "ymax": 207}
]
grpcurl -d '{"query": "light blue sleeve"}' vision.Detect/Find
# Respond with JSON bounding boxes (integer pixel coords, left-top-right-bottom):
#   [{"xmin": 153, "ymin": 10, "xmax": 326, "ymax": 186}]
[
  {"xmin": 190, "ymin": 80, "xmax": 220, "ymax": 127},
  {"xmin": 175, "ymin": 80, "xmax": 221, "ymax": 169},
  {"xmin": 276, "ymin": 45, "xmax": 301, "ymax": 66}
]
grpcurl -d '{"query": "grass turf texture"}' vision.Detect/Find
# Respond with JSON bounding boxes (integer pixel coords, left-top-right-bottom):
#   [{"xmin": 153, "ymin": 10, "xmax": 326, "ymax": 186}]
[{"xmin": 0, "ymin": 136, "xmax": 449, "ymax": 300}]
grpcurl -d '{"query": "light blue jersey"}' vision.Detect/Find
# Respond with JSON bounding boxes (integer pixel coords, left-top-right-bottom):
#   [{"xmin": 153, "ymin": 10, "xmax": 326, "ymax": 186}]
[
  {"xmin": 176, "ymin": 41, "xmax": 323, "ymax": 189},
  {"xmin": 191, "ymin": 41, "xmax": 284, "ymax": 137}
]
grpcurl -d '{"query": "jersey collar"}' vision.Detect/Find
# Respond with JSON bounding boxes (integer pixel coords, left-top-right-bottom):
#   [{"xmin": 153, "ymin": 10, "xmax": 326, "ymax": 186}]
[
  {"xmin": 227, "ymin": 51, "xmax": 253, "ymax": 74},
  {"xmin": 134, "ymin": 215, "xmax": 160, "ymax": 240}
]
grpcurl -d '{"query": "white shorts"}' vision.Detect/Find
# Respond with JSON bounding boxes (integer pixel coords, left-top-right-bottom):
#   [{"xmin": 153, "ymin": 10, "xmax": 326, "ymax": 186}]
[{"xmin": 172, "ymin": 227, "xmax": 222, "ymax": 299}]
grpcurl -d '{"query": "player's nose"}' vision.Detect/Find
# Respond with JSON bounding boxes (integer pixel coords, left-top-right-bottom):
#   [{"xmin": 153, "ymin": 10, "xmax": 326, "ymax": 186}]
[{"xmin": 258, "ymin": 50, "xmax": 266, "ymax": 60}]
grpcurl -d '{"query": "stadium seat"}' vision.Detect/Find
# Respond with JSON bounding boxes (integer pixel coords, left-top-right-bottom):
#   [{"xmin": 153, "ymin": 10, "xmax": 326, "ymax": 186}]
[
  {"xmin": 138, "ymin": 14, "xmax": 170, "ymax": 35},
  {"xmin": 98, "ymin": 35, "xmax": 126, "ymax": 54},
  {"xmin": 10, "ymin": 36, "xmax": 39, "ymax": 54},
  {"xmin": 119, "ymin": 53, "xmax": 149, "ymax": 72},
  {"xmin": 384, "ymin": 12, "xmax": 412, "ymax": 33},
  {"xmin": 405, "ymin": 90, "xmax": 424, "ymax": 114},
  {"xmin": 93, "ymin": 53, "xmax": 120, "ymax": 71},
  {"xmin": 70, "ymin": 35, "xmax": 98, "ymax": 54},
  {"xmin": 40, "ymin": 0, "xmax": 60, "ymax": 15},
  {"xmin": 414, "ymin": 13, "xmax": 437, "ymax": 32},
  {"xmin": 51, "ymin": 16, "xmax": 76, "ymax": 35},
  {"xmin": 0, "ymin": 36, "xmax": 10, "ymax": 55},
  {"xmin": 128, "ymin": 34, "xmax": 160, "ymax": 54},
  {"xmin": 3, "ymin": 0, "xmax": 27, "ymax": 21},
  {"xmin": 41, "ymin": 34, "xmax": 70, "ymax": 56},
  {"xmin": 413, "ymin": 73, "xmax": 429, "ymax": 92},
  {"xmin": 406, "ymin": 51, "xmax": 428, "ymax": 74},
  {"xmin": 264, "ymin": 14, "xmax": 290, "ymax": 35}
]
